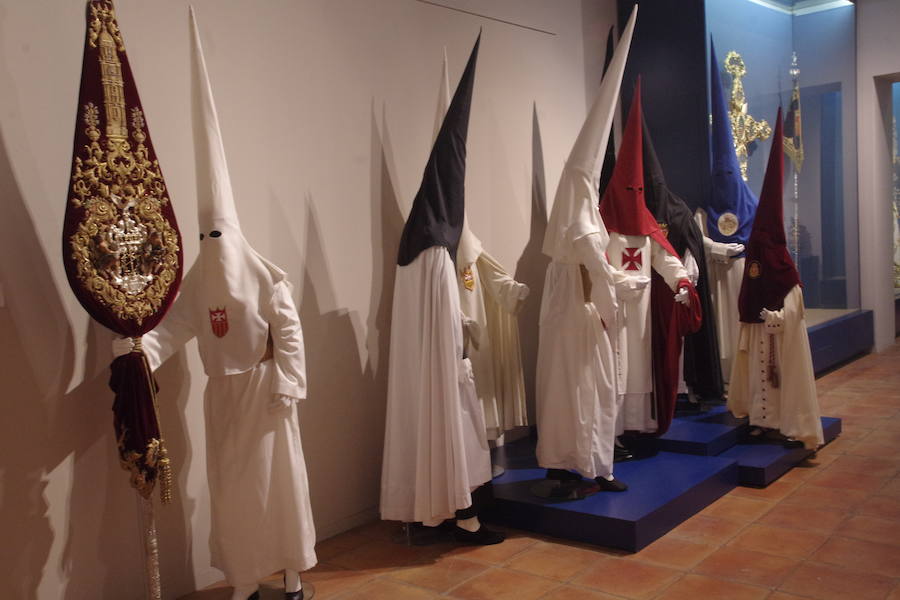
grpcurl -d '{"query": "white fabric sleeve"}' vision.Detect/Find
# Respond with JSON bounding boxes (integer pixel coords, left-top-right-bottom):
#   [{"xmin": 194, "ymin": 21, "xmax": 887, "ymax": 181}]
[
  {"xmin": 265, "ymin": 280, "xmax": 307, "ymax": 400},
  {"xmin": 683, "ymin": 249, "xmax": 700, "ymax": 286},
  {"xmin": 650, "ymin": 240, "xmax": 689, "ymax": 291},
  {"xmin": 141, "ymin": 293, "xmax": 197, "ymax": 371},
  {"xmin": 761, "ymin": 307, "xmax": 786, "ymax": 331},
  {"xmin": 477, "ymin": 251, "xmax": 529, "ymax": 315}
]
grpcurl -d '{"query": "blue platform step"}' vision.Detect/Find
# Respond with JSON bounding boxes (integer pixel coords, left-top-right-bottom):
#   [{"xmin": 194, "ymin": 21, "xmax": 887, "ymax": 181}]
[
  {"xmin": 485, "ymin": 436, "xmax": 738, "ymax": 552},
  {"xmin": 719, "ymin": 416, "xmax": 843, "ymax": 487},
  {"xmin": 657, "ymin": 405, "xmax": 748, "ymax": 456},
  {"xmin": 484, "ymin": 414, "xmax": 841, "ymax": 551}
]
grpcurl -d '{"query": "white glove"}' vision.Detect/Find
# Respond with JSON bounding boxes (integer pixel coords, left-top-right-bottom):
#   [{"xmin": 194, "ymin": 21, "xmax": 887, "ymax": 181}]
[
  {"xmin": 269, "ymin": 393, "xmax": 297, "ymax": 414},
  {"xmin": 112, "ymin": 337, "xmax": 134, "ymax": 358},
  {"xmin": 675, "ymin": 287, "xmax": 691, "ymax": 307},
  {"xmin": 710, "ymin": 242, "xmax": 744, "ymax": 263},
  {"xmin": 615, "ymin": 274, "xmax": 650, "ymax": 300},
  {"xmin": 759, "ymin": 308, "xmax": 784, "ymax": 327}
]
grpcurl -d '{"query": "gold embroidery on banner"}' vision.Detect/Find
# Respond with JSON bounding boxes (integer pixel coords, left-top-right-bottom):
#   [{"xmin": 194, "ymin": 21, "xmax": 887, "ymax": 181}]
[
  {"xmin": 70, "ymin": 2, "xmax": 179, "ymax": 325},
  {"xmin": 117, "ymin": 433, "xmax": 173, "ymax": 503}
]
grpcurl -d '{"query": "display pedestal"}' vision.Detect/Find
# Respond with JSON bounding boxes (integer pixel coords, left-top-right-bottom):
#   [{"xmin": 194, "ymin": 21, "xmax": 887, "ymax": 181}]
[{"xmin": 482, "ymin": 411, "xmax": 841, "ymax": 552}]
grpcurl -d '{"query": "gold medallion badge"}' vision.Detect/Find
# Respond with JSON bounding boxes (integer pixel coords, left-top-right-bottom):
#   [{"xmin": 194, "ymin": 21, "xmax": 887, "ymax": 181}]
[
  {"xmin": 658, "ymin": 222, "xmax": 669, "ymax": 238},
  {"xmin": 462, "ymin": 266, "xmax": 475, "ymax": 291},
  {"xmin": 717, "ymin": 212, "xmax": 739, "ymax": 237},
  {"xmin": 748, "ymin": 260, "xmax": 761, "ymax": 279}
]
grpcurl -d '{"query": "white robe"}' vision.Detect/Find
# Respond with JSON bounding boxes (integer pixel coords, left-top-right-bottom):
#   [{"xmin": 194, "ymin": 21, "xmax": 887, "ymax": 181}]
[
  {"xmin": 695, "ymin": 209, "xmax": 744, "ymax": 382},
  {"xmin": 143, "ymin": 279, "xmax": 317, "ymax": 585},
  {"xmin": 536, "ymin": 233, "xmax": 620, "ymax": 480},
  {"xmin": 728, "ymin": 285, "xmax": 824, "ymax": 450},
  {"xmin": 457, "ymin": 250, "xmax": 528, "ymax": 441},
  {"xmin": 606, "ymin": 234, "xmax": 687, "ymax": 433},
  {"xmin": 381, "ymin": 246, "xmax": 492, "ymax": 526}
]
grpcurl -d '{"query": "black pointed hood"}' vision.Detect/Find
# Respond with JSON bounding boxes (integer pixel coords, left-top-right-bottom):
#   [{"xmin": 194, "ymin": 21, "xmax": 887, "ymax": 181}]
[{"xmin": 397, "ymin": 34, "xmax": 480, "ymax": 266}]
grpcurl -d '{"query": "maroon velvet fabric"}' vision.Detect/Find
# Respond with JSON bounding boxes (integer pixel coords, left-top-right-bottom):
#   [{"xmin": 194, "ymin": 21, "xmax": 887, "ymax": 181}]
[
  {"xmin": 651, "ymin": 274, "xmax": 702, "ymax": 435},
  {"xmin": 738, "ymin": 109, "xmax": 801, "ymax": 324},
  {"xmin": 61, "ymin": 1, "xmax": 182, "ymax": 499}
]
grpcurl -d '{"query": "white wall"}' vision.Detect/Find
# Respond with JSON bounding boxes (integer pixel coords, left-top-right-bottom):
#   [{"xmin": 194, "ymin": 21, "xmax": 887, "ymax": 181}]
[
  {"xmin": 856, "ymin": 0, "xmax": 900, "ymax": 350},
  {"xmin": 0, "ymin": 0, "xmax": 615, "ymax": 597}
]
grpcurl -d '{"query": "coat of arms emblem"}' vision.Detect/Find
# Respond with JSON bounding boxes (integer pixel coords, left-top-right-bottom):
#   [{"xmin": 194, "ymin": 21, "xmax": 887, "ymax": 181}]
[{"xmin": 209, "ymin": 307, "xmax": 228, "ymax": 337}]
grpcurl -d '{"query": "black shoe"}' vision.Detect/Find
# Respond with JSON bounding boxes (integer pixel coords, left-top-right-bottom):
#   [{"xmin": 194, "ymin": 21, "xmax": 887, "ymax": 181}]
[
  {"xmin": 613, "ymin": 445, "xmax": 634, "ymax": 462},
  {"xmin": 546, "ymin": 468, "xmax": 582, "ymax": 481},
  {"xmin": 594, "ymin": 476, "xmax": 628, "ymax": 492},
  {"xmin": 247, "ymin": 592, "xmax": 260, "ymax": 600},
  {"xmin": 782, "ymin": 438, "xmax": 805, "ymax": 449},
  {"xmin": 453, "ymin": 524, "xmax": 506, "ymax": 545}
]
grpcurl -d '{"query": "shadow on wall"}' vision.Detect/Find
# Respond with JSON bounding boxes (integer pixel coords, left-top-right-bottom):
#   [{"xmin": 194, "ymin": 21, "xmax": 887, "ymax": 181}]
[
  {"xmin": 0, "ymin": 115, "xmax": 194, "ymax": 598},
  {"xmin": 514, "ymin": 105, "xmax": 550, "ymax": 424},
  {"xmin": 364, "ymin": 103, "xmax": 405, "ymax": 405},
  {"xmin": 292, "ymin": 196, "xmax": 382, "ymax": 538}
]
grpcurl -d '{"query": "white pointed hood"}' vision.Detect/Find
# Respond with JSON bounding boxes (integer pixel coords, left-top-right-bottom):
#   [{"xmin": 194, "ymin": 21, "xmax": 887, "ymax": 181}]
[
  {"xmin": 542, "ymin": 6, "xmax": 637, "ymax": 262},
  {"xmin": 189, "ymin": 6, "xmax": 284, "ymax": 375},
  {"xmin": 437, "ymin": 48, "xmax": 484, "ymax": 270}
]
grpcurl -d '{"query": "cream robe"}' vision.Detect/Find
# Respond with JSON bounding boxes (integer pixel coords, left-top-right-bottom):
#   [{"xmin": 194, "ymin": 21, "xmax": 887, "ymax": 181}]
[
  {"xmin": 606, "ymin": 234, "xmax": 687, "ymax": 433},
  {"xmin": 381, "ymin": 246, "xmax": 492, "ymax": 526},
  {"xmin": 142, "ymin": 279, "xmax": 317, "ymax": 586},
  {"xmin": 695, "ymin": 209, "xmax": 744, "ymax": 382},
  {"xmin": 536, "ymin": 233, "xmax": 620, "ymax": 480},
  {"xmin": 728, "ymin": 285, "xmax": 824, "ymax": 450},
  {"xmin": 457, "ymin": 250, "xmax": 528, "ymax": 441}
]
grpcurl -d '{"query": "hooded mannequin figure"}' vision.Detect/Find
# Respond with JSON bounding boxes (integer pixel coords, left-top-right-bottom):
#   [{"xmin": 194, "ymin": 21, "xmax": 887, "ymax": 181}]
[
  {"xmin": 432, "ymin": 51, "xmax": 530, "ymax": 455},
  {"xmin": 695, "ymin": 41, "xmax": 759, "ymax": 384},
  {"xmin": 380, "ymin": 35, "xmax": 503, "ymax": 545},
  {"xmin": 535, "ymin": 6, "xmax": 644, "ymax": 496},
  {"xmin": 114, "ymin": 9, "xmax": 316, "ymax": 599},
  {"xmin": 728, "ymin": 110, "xmax": 823, "ymax": 450},
  {"xmin": 599, "ymin": 78, "xmax": 702, "ymax": 438},
  {"xmin": 642, "ymin": 107, "xmax": 724, "ymax": 406}
]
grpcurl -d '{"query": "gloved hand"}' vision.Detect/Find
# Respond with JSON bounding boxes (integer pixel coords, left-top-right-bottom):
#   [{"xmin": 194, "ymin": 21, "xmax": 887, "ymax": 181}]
[
  {"xmin": 615, "ymin": 274, "xmax": 650, "ymax": 300},
  {"xmin": 709, "ymin": 242, "xmax": 744, "ymax": 263},
  {"xmin": 759, "ymin": 308, "xmax": 784, "ymax": 327},
  {"xmin": 269, "ymin": 393, "xmax": 297, "ymax": 414},
  {"xmin": 112, "ymin": 337, "xmax": 134, "ymax": 358},
  {"xmin": 674, "ymin": 287, "xmax": 692, "ymax": 307}
]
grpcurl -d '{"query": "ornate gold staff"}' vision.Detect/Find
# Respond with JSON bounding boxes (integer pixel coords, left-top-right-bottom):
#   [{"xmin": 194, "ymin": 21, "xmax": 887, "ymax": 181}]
[{"xmin": 724, "ymin": 51, "xmax": 771, "ymax": 181}]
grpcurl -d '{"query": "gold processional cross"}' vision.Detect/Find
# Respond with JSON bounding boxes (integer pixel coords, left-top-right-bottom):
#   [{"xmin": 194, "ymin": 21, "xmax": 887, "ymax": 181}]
[{"xmin": 724, "ymin": 51, "xmax": 771, "ymax": 181}]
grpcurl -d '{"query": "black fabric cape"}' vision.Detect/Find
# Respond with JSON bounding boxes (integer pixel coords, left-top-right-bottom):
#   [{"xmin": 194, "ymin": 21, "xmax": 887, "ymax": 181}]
[
  {"xmin": 642, "ymin": 111, "xmax": 724, "ymax": 401},
  {"xmin": 396, "ymin": 35, "xmax": 480, "ymax": 267}
]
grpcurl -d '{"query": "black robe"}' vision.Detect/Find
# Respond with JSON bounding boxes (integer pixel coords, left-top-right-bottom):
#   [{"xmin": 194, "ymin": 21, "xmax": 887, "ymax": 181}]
[{"xmin": 642, "ymin": 113, "xmax": 724, "ymax": 401}]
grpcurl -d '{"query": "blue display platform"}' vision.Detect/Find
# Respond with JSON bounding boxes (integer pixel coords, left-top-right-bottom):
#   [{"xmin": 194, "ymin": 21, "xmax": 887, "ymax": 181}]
[
  {"xmin": 485, "ymin": 436, "xmax": 738, "ymax": 552},
  {"xmin": 657, "ymin": 405, "xmax": 747, "ymax": 456},
  {"xmin": 808, "ymin": 309, "xmax": 873, "ymax": 374},
  {"xmin": 484, "ymin": 414, "xmax": 842, "ymax": 551},
  {"xmin": 720, "ymin": 416, "xmax": 843, "ymax": 487}
]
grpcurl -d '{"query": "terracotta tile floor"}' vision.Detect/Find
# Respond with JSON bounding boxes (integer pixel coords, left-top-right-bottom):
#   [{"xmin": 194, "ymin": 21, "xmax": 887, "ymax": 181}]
[{"xmin": 181, "ymin": 342, "xmax": 900, "ymax": 600}]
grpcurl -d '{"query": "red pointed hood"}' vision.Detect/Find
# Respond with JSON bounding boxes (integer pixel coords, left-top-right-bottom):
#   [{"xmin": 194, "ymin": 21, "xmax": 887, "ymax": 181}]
[
  {"xmin": 600, "ymin": 79, "xmax": 676, "ymax": 255},
  {"xmin": 738, "ymin": 108, "xmax": 801, "ymax": 323}
]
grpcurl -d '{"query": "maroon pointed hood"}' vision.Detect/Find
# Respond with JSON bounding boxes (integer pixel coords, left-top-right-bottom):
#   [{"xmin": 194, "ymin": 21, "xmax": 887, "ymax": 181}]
[
  {"xmin": 738, "ymin": 108, "xmax": 801, "ymax": 323},
  {"xmin": 599, "ymin": 78, "xmax": 676, "ymax": 256}
]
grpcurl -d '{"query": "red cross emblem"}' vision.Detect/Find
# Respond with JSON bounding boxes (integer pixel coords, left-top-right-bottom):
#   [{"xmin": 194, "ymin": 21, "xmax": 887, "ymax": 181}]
[
  {"xmin": 622, "ymin": 247, "xmax": 642, "ymax": 271},
  {"xmin": 209, "ymin": 307, "xmax": 228, "ymax": 338}
]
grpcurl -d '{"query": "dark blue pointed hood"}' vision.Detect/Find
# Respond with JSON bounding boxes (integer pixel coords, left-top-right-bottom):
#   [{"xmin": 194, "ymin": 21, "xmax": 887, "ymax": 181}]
[
  {"xmin": 707, "ymin": 40, "xmax": 757, "ymax": 247},
  {"xmin": 397, "ymin": 34, "xmax": 480, "ymax": 266}
]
